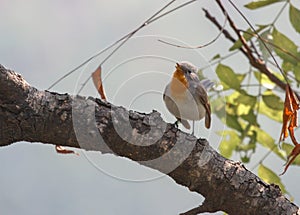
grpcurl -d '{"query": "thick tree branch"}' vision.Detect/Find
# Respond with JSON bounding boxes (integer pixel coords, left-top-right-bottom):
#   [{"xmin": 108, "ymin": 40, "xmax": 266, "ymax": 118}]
[{"xmin": 0, "ymin": 65, "xmax": 299, "ymax": 215}]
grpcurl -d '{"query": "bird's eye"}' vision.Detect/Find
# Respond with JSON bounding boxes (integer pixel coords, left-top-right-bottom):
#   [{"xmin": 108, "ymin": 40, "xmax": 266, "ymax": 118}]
[{"xmin": 187, "ymin": 70, "xmax": 191, "ymax": 74}]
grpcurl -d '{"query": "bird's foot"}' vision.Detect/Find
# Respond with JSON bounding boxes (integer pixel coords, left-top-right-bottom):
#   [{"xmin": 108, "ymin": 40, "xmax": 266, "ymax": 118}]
[
  {"xmin": 191, "ymin": 121, "xmax": 195, "ymax": 136},
  {"xmin": 173, "ymin": 120, "xmax": 179, "ymax": 128}
]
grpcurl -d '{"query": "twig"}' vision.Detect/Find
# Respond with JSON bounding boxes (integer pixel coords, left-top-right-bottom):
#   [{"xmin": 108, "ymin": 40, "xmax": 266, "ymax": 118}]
[
  {"xmin": 157, "ymin": 9, "xmax": 228, "ymax": 49},
  {"xmin": 76, "ymin": 0, "xmax": 199, "ymax": 94},
  {"xmin": 271, "ymin": 0, "xmax": 289, "ymax": 26},
  {"xmin": 199, "ymin": 50, "xmax": 239, "ymax": 71},
  {"xmin": 239, "ymin": 29, "xmax": 300, "ymax": 62},
  {"xmin": 205, "ymin": 1, "xmax": 288, "ymax": 92},
  {"xmin": 226, "ymin": 0, "xmax": 288, "ymax": 83},
  {"xmin": 48, "ymin": 0, "xmax": 199, "ymax": 91},
  {"xmin": 251, "ymin": 145, "xmax": 277, "ymax": 170}
]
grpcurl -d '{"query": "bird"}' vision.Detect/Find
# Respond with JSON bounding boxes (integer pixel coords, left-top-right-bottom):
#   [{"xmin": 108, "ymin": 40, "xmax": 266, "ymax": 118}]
[{"xmin": 163, "ymin": 61, "xmax": 213, "ymax": 134}]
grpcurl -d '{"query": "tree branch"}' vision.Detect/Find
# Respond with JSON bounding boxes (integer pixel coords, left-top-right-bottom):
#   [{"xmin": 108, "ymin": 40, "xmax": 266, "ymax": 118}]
[
  {"xmin": 204, "ymin": 1, "xmax": 289, "ymax": 92},
  {"xmin": 0, "ymin": 65, "xmax": 299, "ymax": 214}
]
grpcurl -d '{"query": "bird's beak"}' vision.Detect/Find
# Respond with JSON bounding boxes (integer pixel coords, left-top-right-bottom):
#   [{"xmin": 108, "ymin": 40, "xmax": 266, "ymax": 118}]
[{"xmin": 175, "ymin": 63, "xmax": 182, "ymax": 71}]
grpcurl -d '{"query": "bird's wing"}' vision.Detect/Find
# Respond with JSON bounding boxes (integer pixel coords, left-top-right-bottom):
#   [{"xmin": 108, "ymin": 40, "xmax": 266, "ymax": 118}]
[
  {"xmin": 177, "ymin": 118, "xmax": 191, "ymax": 129},
  {"xmin": 196, "ymin": 84, "xmax": 211, "ymax": 129}
]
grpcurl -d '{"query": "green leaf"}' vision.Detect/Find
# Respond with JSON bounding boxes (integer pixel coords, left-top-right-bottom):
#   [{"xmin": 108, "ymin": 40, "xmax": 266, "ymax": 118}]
[
  {"xmin": 229, "ymin": 28, "xmax": 254, "ymax": 51},
  {"xmin": 282, "ymin": 60, "xmax": 295, "ymax": 73},
  {"xmin": 257, "ymin": 29, "xmax": 274, "ymax": 61},
  {"xmin": 218, "ymin": 130, "xmax": 240, "ymax": 158},
  {"xmin": 272, "ymin": 28, "xmax": 299, "ymax": 64},
  {"xmin": 241, "ymin": 109, "xmax": 259, "ymax": 126},
  {"xmin": 210, "ymin": 96, "xmax": 226, "ymax": 120},
  {"xmin": 229, "ymin": 26, "xmax": 268, "ymax": 51},
  {"xmin": 225, "ymin": 103, "xmax": 237, "ymax": 116},
  {"xmin": 216, "ymin": 64, "xmax": 242, "ymax": 90},
  {"xmin": 262, "ymin": 90, "xmax": 284, "ymax": 110},
  {"xmin": 245, "ymin": 0, "xmax": 284, "ymax": 9},
  {"xmin": 226, "ymin": 91, "xmax": 240, "ymax": 104},
  {"xmin": 241, "ymin": 156, "xmax": 250, "ymax": 163},
  {"xmin": 235, "ymin": 90, "xmax": 257, "ymax": 107},
  {"xmin": 211, "ymin": 54, "xmax": 221, "ymax": 61},
  {"xmin": 293, "ymin": 63, "xmax": 300, "ymax": 83},
  {"xmin": 225, "ymin": 91, "xmax": 256, "ymax": 116},
  {"xmin": 259, "ymin": 101, "xmax": 282, "ymax": 122},
  {"xmin": 251, "ymin": 125, "xmax": 276, "ymax": 150},
  {"xmin": 237, "ymin": 74, "xmax": 246, "ymax": 83},
  {"xmin": 250, "ymin": 126, "xmax": 285, "ymax": 159},
  {"xmin": 237, "ymin": 138, "xmax": 256, "ymax": 152},
  {"xmin": 254, "ymin": 71, "xmax": 276, "ymax": 89},
  {"xmin": 237, "ymin": 104, "xmax": 252, "ymax": 116},
  {"xmin": 290, "ymin": 4, "xmax": 300, "ymax": 34},
  {"xmin": 258, "ymin": 164, "xmax": 287, "ymax": 194},
  {"xmin": 232, "ymin": 90, "xmax": 257, "ymax": 116},
  {"xmin": 226, "ymin": 113, "xmax": 243, "ymax": 132}
]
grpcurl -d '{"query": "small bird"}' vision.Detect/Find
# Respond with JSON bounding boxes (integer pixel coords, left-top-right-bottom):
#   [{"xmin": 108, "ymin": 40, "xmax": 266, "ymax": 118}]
[{"xmin": 163, "ymin": 61, "xmax": 212, "ymax": 134}]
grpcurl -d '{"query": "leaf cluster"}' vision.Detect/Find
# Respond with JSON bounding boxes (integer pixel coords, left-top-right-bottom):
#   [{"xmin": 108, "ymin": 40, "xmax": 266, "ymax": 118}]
[{"xmin": 209, "ymin": 0, "xmax": 300, "ymax": 195}]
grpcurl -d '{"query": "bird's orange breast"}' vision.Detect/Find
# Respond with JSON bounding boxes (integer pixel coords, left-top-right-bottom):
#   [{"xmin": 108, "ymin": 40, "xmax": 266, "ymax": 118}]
[{"xmin": 170, "ymin": 70, "xmax": 188, "ymax": 97}]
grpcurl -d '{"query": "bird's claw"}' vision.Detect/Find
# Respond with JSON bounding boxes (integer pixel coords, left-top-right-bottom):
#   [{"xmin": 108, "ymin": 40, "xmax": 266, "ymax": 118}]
[{"xmin": 174, "ymin": 120, "xmax": 179, "ymax": 128}]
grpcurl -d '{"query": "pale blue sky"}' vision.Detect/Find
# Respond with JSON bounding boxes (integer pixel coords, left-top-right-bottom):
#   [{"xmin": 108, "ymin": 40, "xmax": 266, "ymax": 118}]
[{"xmin": 1, "ymin": 1, "xmax": 300, "ymax": 214}]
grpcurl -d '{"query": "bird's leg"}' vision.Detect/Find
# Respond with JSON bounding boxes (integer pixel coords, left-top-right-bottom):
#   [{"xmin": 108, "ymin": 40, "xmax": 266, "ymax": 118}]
[
  {"xmin": 174, "ymin": 119, "xmax": 179, "ymax": 128},
  {"xmin": 191, "ymin": 120, "xmax": 195, "ymax": 135}
]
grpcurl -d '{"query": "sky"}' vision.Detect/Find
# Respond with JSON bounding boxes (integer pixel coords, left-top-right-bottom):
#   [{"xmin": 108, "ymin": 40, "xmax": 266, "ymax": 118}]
[{"xmin": 0, "ymin": 0, "xmax": 300, "ymax": 215}]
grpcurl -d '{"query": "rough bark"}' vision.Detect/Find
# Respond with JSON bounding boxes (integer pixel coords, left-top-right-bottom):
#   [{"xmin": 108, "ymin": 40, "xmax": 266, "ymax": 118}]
[{"xmin": 0, "ymin": 64, "xmax": 299, "ymax": 215}]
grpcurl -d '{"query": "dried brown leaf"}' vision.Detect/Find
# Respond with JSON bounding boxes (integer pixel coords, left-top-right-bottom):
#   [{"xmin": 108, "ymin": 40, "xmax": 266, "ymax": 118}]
[
  {"xmin": 279, "ymin": 85, "xmax": 300, "ymax": 175},
  {"xmin": 92, "ymin": 65, "xmax": 106, "ymax": 100},
  {"xmin": 55, "ymin": 145, "xmax": 79, "ymax": 155}
]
